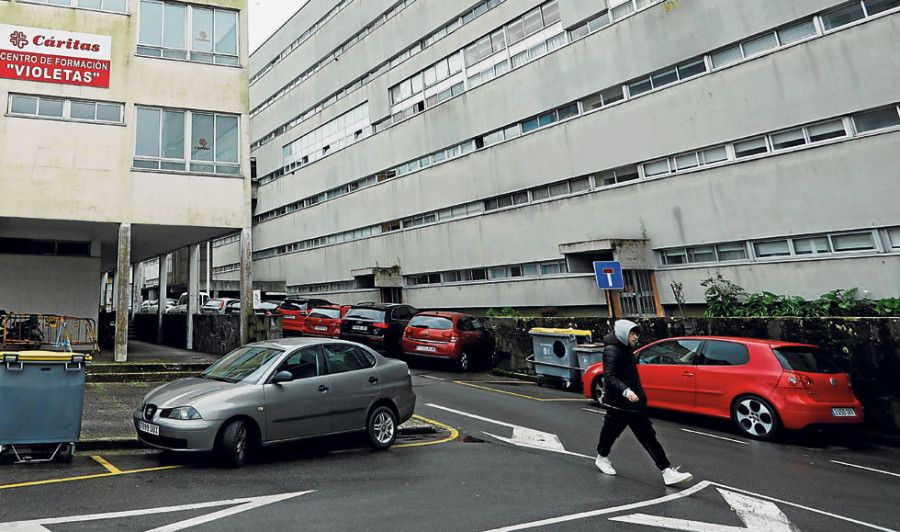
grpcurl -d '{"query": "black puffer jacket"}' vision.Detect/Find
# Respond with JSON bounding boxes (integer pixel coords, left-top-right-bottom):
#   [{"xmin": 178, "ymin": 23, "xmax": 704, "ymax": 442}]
[{"xmin": 601, "ymin": 332, "xmax": 647, "ymax": 412}]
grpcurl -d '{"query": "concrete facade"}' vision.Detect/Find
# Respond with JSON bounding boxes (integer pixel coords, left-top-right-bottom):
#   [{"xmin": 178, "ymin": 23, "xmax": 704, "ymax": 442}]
[
  {"xmin": 1, "ymin": 0, "xmax": 252, "ymax": 349},
  {"xmin": 240, "ymin": 0, "xmax": 900, "ymax": 316}
]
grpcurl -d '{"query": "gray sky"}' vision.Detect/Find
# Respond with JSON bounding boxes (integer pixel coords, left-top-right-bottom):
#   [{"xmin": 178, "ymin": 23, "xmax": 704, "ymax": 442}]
[{"xmin": 249, "ymin": 0, "xmax": 310, "ymax": 52}]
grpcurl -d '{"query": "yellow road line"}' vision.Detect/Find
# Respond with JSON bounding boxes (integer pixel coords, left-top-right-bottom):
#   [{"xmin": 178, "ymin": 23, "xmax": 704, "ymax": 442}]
[
  {"xmin": 394, "ymin": 414, "xmax": 459, "ymax": 447},
  {"xmin": 0, "ymin": 464, "xmax": 186, "ymax": 490},
  {"xmin": 454, "ymin": 380, "xmax": 586, "ymax": 402},
  {"xmin": 91, "ymin": 455, "xmax": 123, "ymax": 474}
]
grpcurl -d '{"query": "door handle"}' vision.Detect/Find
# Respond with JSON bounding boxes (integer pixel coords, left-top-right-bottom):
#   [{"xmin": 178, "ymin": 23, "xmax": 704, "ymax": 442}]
[
  {"xmin": 368, "ymin": 376, "xmax": 378, "ymax": 384},
  {"xmin": 682, "ymin": 372, "xmax": 694, "ymax": 377},
  {"xmin": 318, "ymin": 385, "xmax": 328, "ymax": 392}
]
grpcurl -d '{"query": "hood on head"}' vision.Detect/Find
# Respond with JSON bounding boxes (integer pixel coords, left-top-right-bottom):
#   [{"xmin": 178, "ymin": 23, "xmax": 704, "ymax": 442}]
[{"xmin": 614, "ymin": 319, "xmax": 640, "ymax": 345}]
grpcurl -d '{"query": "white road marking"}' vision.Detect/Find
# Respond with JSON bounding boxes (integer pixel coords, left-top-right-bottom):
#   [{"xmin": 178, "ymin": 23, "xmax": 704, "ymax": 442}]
[
  {"xmin": 680, "ymin": 428, "xmax": 749, "ymax": 445},
  {"xmin": 611, "ymin": 488, "xmax": 799, "ymax": 531},
  {"xmin": 581, "ymin": 407, "xmax": 605, "ymax": 415},
  {"xmin": 831, "ymin": 460, "xmax": 900, "ymax": 478},
  {"xmin": 1, "ymin": 491, "xmax": 314, "ymax": 530},
  {"xmin": 426, "ymin": 403, "xmax": 518, "ymax": 429},
  {"xmin": 419, "ymin": 374, "xmax": 446, "ymax": 381}
]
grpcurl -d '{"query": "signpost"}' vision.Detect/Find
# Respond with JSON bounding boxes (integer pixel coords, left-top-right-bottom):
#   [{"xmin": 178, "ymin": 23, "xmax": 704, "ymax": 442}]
[{"xmin": 593, "ymin": 261, "xmax": 623, "ymax": 319}]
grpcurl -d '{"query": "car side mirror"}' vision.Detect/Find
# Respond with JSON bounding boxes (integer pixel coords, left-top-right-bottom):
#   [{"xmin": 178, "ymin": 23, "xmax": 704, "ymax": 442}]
[{"xmin": 271, "ymin": 370, "xmax": 294, "ymax": 384}]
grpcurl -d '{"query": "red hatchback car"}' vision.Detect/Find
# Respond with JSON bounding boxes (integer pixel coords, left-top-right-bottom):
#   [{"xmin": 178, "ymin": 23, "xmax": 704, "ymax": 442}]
[
  {"xmin": 300, "ymin": 305, "xmax": 350, "ymax": 338},
  {"xmin": 581, "ymin": 336, "xmax": 864, "ymax": 440},
  {"xmin": 401, "ymin": 311, "xmax": 495, "ymax": 371}
]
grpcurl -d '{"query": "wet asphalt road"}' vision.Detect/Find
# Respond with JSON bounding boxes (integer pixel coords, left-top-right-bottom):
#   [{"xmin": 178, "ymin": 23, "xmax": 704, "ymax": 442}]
[{"xmin": 1, "ymin": 365, "xmax": 898, "ymax": 531}]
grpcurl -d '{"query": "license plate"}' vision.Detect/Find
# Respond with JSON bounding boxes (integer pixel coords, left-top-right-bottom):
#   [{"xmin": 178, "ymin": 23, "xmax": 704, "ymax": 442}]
[
  {"xmin": 138, "ymin": 421, "xmax": 160, "ymax": 436},
  {"xmin": 314, "ymin": 326, "xmax": 328, "ymax": 331},
  {"xmin": 284, "ymin": 315, "xmax": 295, "ymax": 320},
  {"xmin": 416, "ymin": 345, "xmax": 437, "ymax": 352},
  {"xmin": 352, "ymin": 325, "xmax": 368, "ymax": 331},
  {"xmin": 832, "ymin": 408, "xmax": 856, "ymax": 417}
]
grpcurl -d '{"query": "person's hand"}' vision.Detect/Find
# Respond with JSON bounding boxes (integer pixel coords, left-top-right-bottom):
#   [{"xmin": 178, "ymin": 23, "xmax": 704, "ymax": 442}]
[{"xmin": 625, "ymin": 390, "xmax": 639, "ymax": 403}]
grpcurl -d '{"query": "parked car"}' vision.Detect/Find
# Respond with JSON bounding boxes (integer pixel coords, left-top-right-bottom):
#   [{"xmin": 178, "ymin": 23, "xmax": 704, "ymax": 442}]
[
  {"xmin": 138, "ymin": 300, "xmax": 155, "ymax": 314},
  {"xmin": 224, "ymin": 300, "xmax": 282, "ymax": 316},
  {"xmin": 300, "ymin": 305, "xmax": 351, "ymax": 338},
  {"xmin": 339, "ymin": 303, "xmax": 418, "ymax": 354},
  {"xmin": 167, "ymin": 292, "xmax": 210, "ymax": 314},
  {"xmin": 581, "ymin": 336, "xmax": 864, "ymax": 440},
  {"xmin": 277, "ymin": 298, "xmax": 335, "ymax": 334},
  {"xmin": 200, "ymin": 298, "xmax": 238, "ymax": 315},
  {"xmin": 133, "ymin": 337, "xmax": 416, "ymax": 466},
  {"xmin": 147, "ymin": 298, "xmax": 176, "ymax": 314},
  {"xmin": 401, "ymin": 311, "xmax": 495, "ymax": 371}
]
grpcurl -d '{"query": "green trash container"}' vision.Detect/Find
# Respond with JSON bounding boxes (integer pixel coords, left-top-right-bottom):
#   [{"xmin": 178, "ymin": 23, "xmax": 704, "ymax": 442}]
[
  {"xmin": 528, "ymin": 328, "xmax": 592, "ymax": 388},
  {"xmin": 0, "ymin": 351, "xmax": 89, "ymax": 463}
]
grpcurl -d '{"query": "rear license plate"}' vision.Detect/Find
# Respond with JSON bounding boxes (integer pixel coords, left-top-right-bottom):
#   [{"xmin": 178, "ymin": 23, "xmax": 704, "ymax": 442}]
[
  {"xmin": 832, "ymin": 408, "xmax": 856, "ymax": 417},
  {"xmin": 352, "ymin": 325, "xmax": 367, "ymax": 331},
  {"xmin": 138, "ymin": 421, "xmax": 160, "ymax": 436},
  {"xmin": 416, "ymin": 345, "xmax": 437, "ymax": 352},
  {"xmin": 314, "ymin": 326, "xmax": 328, "ymax": 331}
]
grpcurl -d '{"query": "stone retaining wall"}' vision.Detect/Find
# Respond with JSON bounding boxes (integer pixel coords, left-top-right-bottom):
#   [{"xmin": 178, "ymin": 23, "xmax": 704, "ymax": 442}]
[{"xmin": 486, "ymin": 317, "xmax": 900, "ymax": 435}]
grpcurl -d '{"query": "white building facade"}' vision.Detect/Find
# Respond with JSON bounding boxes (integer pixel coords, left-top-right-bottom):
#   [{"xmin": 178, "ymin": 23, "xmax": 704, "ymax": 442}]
[
  {"xmin": 241, "ymin": 0, "xmax": 900, "ymax": 316},
  {"xmin": 1, "ymin": 0, "xmax": 252, "ymax": 355}
]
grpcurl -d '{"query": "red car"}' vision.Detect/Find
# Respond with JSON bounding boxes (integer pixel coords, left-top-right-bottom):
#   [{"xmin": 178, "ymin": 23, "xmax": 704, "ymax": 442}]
[
  {"xmin": 581, "ymin": 336, "xmax": 864, "ymax": 440},
  {"xmin": 277, "ymin": 298, "xmax": 333, "ymax": 334},
  {"xmin": 300, "ymin": 305, "xmax": 350, "ymax": 338},
  {"xmin": 401, "ymin": 311, "xmax": 495, "ymax": 371}
]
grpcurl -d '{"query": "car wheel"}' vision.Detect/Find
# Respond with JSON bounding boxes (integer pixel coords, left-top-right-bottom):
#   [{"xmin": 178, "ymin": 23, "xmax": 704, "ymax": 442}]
[
  {"xmin": 732, "ymin": 395, "xmax": 781, "ymax": 440},
  {"xmin": 367, "ymin": 406, "xmax": 397, "ymax": 450},
  {"xmin": 218, "ymin": 419, "xmax": 251, "ymax": 467},
  {"xmin": 591, "ymin": 376, "xmax": 605, "ymax": 406},
  {"xmin": 458, "ymin": 351, "xmax": 471, "ymax": 372}
]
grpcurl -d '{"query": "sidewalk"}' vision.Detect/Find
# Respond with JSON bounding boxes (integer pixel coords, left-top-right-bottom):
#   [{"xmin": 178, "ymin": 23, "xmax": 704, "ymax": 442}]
[{"xmin": 79, "ymin": 340, "xmax": 432, "ymax": 451}]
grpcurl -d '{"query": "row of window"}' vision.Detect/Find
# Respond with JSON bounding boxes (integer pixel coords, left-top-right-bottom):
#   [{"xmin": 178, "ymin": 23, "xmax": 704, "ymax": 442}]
[
  {"xmin": 0, "ymin": 237, "xmax": 92, "ymax": 257},
  {"xmin": 250, "ymin": 0, "xmax": 505, "ymax": 145},
  {"xmin": 281, "ymin": 104, "xmax": 370, "ymax": 172},
  {"xmin": 407, "ymin": 260, "xmax": 569, "ymax": 286},
  {"xmin": 8, "ymin": 94, "xmax": 124, "ymax": 124},
  {"xmin": 660, "ymin": 227, "xmax": 900, "ymax": 266},
  {"xmin": 134, "ymin": 107, "xmax": 240, "ymax": 175},
  {"xmin": 212, "ymin": 263, "xmax": 239, "ymax": 274},
  {"xmin": 14, "ymin": 0, "xmax": 126, "ymax": 14},
  {"xmin": 288, "ymin": 280, "xmax": 356, "ymax": 296},
  {"xmin": 250, "ymin": 0, "xmax": 418, "ymax": 117},
  {"xmin": 212, "ymin": 232, "xmax": 240, "ymax": 247},
  {"xmin": 252, "ymin": 97, "xmax": 900, "ymax": 261},
  {"xmin": 250, "ymin": 0, "xmax": 354, "ymax": 83},
  {"xmin": 137, "ymin": 1, "xmax": 238, "ymax": 66}
]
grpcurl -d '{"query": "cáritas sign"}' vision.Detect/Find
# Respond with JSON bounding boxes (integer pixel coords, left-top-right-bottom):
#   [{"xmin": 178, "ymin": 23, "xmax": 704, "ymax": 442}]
[{"xmin": 1, "ymin": 24, "xmax": 111, "ymax": 88}]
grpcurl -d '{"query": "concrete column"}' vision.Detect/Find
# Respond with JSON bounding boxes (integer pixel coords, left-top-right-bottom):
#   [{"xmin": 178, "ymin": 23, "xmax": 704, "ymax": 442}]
[
  {"xmin": 132, "ymin": 260, "xmax": 143, "ymax": 321},
  {"xmin": 115, "ymin": 223, "xmax": 131, "ymax": 362},
  {"xmin": 240, "ymin": 227, "xmax": 252, "ymax": 345},
  {"xmin": 157, "ymin": 253, "xmax": 168, "ymax": 343},
  {"xmin": 187, "ymin": 244, "xmax": 200, "ymax": 349}
]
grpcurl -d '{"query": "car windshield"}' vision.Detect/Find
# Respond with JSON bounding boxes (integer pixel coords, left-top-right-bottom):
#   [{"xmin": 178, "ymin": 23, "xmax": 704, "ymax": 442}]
[
  {"xmin": 772, "ymin": 346, "xmax": 842, "ymax": 374},
  {"xmin": 344, "ymin": 308, "xmax": 385, "ymax": 321},
  {"xmin": 309, "ymin": 308, "xmax": 341, "ymax": 319},
  {"xmin": 201, "ymin": 346, "xmax": 284, "ymax": 383},
  {"xmin": 409, "ymin": 315, "xmax": 453, "ymax": 330}
]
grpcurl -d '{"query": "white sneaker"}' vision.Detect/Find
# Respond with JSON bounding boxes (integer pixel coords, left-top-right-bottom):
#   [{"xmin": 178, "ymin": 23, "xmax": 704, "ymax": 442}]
[
  {"xmin": 662, "ymin": 466, "xmax": 693, "ymax": 486},
  {"xmin": 595, "ymin": 455, "xmax": 616, "ymax": 475}
]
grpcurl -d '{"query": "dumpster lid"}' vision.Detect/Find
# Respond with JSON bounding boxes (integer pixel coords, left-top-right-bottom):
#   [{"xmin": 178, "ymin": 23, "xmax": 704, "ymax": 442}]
[
  {"xmin": 574, "ymin": 343, "xmax": 606, "ymax": 352},
  {"xmin": 528, "ymin": 327, "xmax": 592, "ymax": 337},
  {"xmin": 2, "ymin": 351, "xmax": 92, "ymax": 363}
]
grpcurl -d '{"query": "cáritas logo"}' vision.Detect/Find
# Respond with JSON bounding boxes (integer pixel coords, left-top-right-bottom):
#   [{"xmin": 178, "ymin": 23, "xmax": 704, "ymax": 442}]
[{"xmin": 9, "ymin": 31, "xmax": 28, "ymax": 49}]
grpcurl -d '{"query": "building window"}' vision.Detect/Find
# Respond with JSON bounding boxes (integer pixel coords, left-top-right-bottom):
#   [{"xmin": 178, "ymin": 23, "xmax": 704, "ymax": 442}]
[
  {"xmin": 734, "ymin": 137, "xmax": 769, "ymax": 158},
  {"xmin": 134, "ymin": 107, "xmax": 239, "ymax": 174},
  {"xmin": 9, "ymin": 94, "xmax": 123, "ymax": 124},
  {"xmin": 754, "ymin": 240, "xmax": 791, "ymax": 258},
  {"xmin": 831, "ymin": 232, "xmax": 876, "ymax": 252},
  {"xmin": 137, "ymin": 0, "xmax": 239, "ymax": 65},
  {"xmin": 18, "ymin": 0, "xmax": 126, "ymax": 12},
  {"xmin": 853, "ymin": 106, "xmax": 900, "ymax": 133}
]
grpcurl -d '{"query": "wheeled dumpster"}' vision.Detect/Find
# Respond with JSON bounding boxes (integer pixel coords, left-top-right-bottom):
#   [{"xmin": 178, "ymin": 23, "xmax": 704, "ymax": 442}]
[
  {"xmin": 527, "ymin": 328, "xmax": 592, "ymax": 388},
  {"xmin": 574, "ymin": 343, "xmax": 606, "ymax": 371},
  {"xmin": 0, "ymin": 351, "xmax": 90, "ymax": 463}
]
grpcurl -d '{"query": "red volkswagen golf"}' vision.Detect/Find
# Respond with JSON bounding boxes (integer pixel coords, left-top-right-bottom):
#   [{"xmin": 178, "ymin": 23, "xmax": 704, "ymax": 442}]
[{"xmin": 581, "ymin": 336, "xmax": 864, "ymax": 440}]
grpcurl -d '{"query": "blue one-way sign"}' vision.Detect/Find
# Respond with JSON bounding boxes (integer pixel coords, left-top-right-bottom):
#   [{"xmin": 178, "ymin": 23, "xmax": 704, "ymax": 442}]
[{"xmin": 593, "ymin": 261, "xmax": 624, "ymax": 290}]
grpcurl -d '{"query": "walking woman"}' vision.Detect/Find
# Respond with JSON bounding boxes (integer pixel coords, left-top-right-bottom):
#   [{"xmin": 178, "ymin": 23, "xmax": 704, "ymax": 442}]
[{"xmin": 595, "ymin": 320, "xmax": 693, "ymax": 487}]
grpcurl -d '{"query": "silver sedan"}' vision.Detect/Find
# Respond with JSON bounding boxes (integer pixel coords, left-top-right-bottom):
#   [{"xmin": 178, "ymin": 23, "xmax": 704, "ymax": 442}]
[{"xmin": 133, "ymin": 337, "xmax": 416, "ymax": 467}]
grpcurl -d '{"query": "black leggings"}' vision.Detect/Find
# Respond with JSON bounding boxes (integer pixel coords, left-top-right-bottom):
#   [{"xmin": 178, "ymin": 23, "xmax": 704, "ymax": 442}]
[{"xmin": 597, "ymin": 408, "xmax": 671, "ymax": 471}]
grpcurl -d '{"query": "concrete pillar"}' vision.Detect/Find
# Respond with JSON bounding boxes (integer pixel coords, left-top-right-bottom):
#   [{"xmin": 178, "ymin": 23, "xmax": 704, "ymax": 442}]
[
  {"xmin": 240, "ymin": 227, "xmax": 252, "ymax": 345},
  {"xmin": 157, "ymin": 253, "xmax": 168, "ymax": 343},
  {"xmin": 132, "ymin": 260, "xmax": 143, "ymax": 321},
  {"xmin": 115, "ymin": 223, "xmax": 131, "ymax": 362},
  {"xmin": 187, "ymin": 244, "xmax": 200, "ymax": 349}
]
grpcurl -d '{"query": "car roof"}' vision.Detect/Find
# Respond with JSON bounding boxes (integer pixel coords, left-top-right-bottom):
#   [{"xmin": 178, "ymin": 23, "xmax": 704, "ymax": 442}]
[
  {"xmin": 654, "ymin": 336, "xmax": 819, "ymax": 348},
  {"xmin": 248, "ymin": 337, "xmax": 378, "ymax": 350},
  {"xmin": 413, "ymin": 311, "xmax": 467, "ymax": 318},
  {"xmin": 350, "ymin": 302, "xmax": 411, "ymax": 310}
]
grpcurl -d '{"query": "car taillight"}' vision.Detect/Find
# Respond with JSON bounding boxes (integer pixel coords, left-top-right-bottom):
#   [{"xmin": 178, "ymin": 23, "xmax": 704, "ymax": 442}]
[
  {"xmin": 450, "ymin": 332, "xmax": 459, "ymax": 343},
  {"xmin": 777, "ymin": 371, "xmax": 813, "ymax": 389},
  {"xmin": 372, "ymin": 322, "xmax": 388, "ymax": 335},
  {"xmin": 403, "ymin": 326, "xmax": 411, "ymax": 338}
]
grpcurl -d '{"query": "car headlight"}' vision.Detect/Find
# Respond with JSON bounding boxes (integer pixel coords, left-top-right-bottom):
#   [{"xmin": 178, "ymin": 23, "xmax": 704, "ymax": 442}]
[{"xmin": 162, "ymin": 406, "xmax": 203, "ymax": 420}]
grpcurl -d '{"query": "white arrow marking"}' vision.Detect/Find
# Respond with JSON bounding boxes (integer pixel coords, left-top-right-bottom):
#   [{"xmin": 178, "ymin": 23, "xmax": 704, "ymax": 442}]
[
  {"xmin": 427, "ymin": 403, "xmax": 592, "ymax": 458},
  {"xmin": 1, "ymin": 491, "xmax": 314, "ymax": 530},
  {"xmin": 610, "ymin": 488, "xmax": 799, "ymax": 531}
]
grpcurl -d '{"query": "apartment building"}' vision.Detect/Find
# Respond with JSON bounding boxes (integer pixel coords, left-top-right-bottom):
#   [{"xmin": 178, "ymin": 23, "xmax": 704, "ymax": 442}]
[
  {"xmin": 1, "ymin": 0, "xmax": 252, "ymax": 356},
  {"xmin": 239, "ymin": 0, "xmax": 900, "ymax": 316}
]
